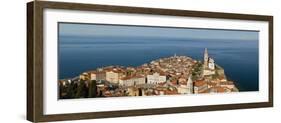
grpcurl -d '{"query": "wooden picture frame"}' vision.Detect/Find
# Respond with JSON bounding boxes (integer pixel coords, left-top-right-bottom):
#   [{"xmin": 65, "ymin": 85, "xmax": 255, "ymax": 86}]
[{"xmin": 27, "ymin": 1, "xmax": 273, "ymax": 122}]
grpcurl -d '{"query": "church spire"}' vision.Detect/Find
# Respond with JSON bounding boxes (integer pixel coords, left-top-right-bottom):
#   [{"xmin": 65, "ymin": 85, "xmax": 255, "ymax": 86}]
[
  {"xmin": 187, "ymin": 74, "xmax": 193, "ymax": 94},
  {"xmin": 187, "ymin": 74, "xmax": 192, "ymax": 84}
]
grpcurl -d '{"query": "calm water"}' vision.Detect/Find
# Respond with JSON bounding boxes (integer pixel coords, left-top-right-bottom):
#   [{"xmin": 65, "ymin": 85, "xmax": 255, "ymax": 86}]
[{"xmin": 59, "ymin": 36, "xmax": 259, "ymax": 91}]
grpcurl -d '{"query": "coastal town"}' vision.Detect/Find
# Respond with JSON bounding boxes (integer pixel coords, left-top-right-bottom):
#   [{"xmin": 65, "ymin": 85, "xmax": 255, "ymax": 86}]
[{"xmin": 59, "ymin": 48, "xmax": 239, "ymax": 99}]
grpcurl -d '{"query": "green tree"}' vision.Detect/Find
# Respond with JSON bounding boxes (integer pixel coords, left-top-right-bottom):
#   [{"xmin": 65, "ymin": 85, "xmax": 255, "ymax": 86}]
[
  {"xmin": 66, "ymin": 82, "xmax": 75, "ymax": 98},
  {"xmin": 75, "ymin": 80, "xmax": 87, "ymax": 98},
  {"xmin": 88, "ymin": 80, "xmax": 97, "ymax": 98}
]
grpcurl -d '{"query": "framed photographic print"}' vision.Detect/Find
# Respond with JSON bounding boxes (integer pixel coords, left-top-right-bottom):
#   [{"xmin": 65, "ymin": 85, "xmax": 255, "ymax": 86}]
[{"xmin": 27, "ymin": 1, "xmax": 273, "ymax": 122}]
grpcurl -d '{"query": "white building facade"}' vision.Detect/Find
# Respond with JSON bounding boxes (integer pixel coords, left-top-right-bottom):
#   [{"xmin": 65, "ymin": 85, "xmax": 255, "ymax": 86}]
[
  {"xmin": 89, "ymin": 72, "xmax": 97, "ymax": 80},
  {"xmin": 177, "ymin": 75, "xmax": 193, "ymax": 94},
  {"xmin": 147, "ymin": 72, "xmax": 167, "ymax": 84},
  {"xmin": 119, "ymin": 76, "xmax": 146, "ymax": 86},
  {"xmin": 105, "ymin": 71, "xmax": 120, "ymax": 83}
]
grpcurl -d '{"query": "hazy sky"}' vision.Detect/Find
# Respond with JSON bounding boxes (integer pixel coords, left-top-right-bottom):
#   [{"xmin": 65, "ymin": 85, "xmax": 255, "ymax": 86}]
[{"xmin": 59, "ymin": 23, "xmax": 259, "ymax": 41}]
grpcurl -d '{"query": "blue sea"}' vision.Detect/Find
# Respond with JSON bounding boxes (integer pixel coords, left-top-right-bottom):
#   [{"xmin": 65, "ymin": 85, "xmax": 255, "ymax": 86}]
[{"xmin": 59, "ymin": 36, "xmax": 259, "ymax": 91}]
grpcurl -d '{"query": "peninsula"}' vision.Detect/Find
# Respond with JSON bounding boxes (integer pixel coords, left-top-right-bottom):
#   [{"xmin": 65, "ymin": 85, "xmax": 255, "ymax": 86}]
[{"xmin": 59, "ymin": 48, "xmax": 239, "ymax": 99}]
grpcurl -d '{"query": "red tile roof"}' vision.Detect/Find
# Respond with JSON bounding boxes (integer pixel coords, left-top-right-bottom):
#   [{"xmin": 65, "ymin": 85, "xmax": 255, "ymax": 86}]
[{"xmin": 194, "ymin": 80, "xmax": 206, "ymax": 87}]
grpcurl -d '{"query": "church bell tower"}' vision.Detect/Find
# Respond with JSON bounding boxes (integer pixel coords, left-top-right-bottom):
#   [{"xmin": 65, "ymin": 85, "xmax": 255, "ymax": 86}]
[{"xmin": 204, "ymin": 48, "xmax": 209, "ymax": 68}]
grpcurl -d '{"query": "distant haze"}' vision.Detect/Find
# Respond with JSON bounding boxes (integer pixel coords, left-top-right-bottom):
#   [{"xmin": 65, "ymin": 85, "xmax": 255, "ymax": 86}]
[{"xmin": 59, "ymin": 23, "xmax": 259, "ymax": 41}]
